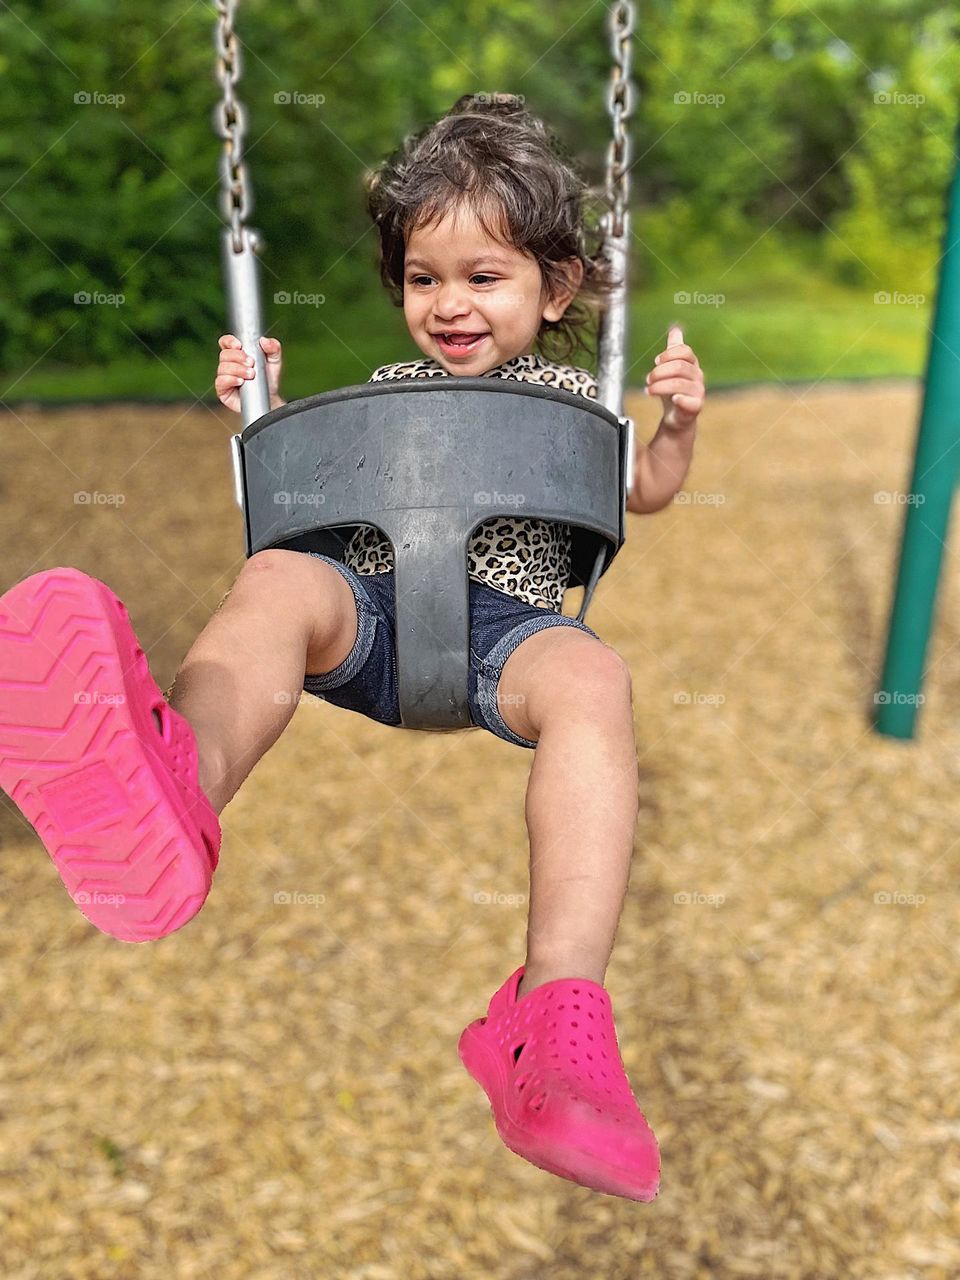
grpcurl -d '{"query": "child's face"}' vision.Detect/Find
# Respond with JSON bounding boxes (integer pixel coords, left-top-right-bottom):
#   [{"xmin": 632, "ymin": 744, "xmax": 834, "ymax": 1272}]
[{"xmin": 402, "ymin": 203, "xmax": 583, "ymax": 374}]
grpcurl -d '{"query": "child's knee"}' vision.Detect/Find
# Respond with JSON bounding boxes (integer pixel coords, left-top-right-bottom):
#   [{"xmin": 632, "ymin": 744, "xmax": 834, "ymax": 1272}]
[{"xmin": 500, "ymin": 631, "xmax": 631, "ymax": 739}]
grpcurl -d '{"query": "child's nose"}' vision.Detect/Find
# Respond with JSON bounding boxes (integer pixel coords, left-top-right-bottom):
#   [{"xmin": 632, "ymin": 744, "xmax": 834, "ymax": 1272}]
[{"xmin": 434, "ymin": 284, "xmax": 471, "ymax": 315}]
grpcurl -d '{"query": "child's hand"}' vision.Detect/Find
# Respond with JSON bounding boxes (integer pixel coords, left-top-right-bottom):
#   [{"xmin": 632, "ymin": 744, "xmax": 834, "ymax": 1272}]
[
  {"xmin": 215, "ymin": 334, "xmax": 285, "ymax": 413},
  {"xmin": 643, "ymin": 324, "xmax": 705, "ymax": 432}
]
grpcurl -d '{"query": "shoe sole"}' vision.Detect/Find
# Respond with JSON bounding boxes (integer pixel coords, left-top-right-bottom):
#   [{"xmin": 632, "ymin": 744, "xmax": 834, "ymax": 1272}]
[
  {"xmin": 459, "ymin": 1020, "xmax": 660, "ymax": 1202},
  {"xmin": 0, "ymin": 568, "xmax": 220, "ymax": 942}
]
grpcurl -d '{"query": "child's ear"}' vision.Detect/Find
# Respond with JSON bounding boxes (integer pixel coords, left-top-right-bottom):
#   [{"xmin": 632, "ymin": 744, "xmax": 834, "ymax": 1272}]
[{"xmin": 542, "ymin": 258, "xmax": 585, "ymax": 321}]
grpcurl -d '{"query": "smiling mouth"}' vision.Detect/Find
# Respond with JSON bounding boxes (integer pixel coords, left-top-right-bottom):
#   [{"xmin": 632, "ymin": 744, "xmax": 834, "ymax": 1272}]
[{"xmin": 435, "ymin": 332, "xmax": 489, "ymax": 354}]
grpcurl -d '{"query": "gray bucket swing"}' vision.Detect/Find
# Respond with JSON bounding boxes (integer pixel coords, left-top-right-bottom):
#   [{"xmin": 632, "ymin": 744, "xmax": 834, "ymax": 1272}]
[{"xmin": 213, "ymin": 1, "xmax": 638, "ymax": 732}]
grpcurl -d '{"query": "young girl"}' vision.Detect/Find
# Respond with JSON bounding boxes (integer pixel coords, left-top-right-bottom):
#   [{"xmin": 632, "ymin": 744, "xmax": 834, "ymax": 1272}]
[{"xmin": 0, "ymin": 95, "xmax": 704, "ymax": 1202}]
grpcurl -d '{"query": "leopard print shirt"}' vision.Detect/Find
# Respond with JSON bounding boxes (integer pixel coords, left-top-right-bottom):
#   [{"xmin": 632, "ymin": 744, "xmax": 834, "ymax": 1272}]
[{"xmin": 343, "ymin": 352, "xmax": 599, "ymax": 611}]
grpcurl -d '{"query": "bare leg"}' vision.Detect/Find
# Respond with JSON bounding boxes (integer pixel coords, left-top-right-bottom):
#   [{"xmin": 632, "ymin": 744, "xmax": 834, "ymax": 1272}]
[
  {"xmin": 493, "ymin": 630, "xmax": 639, "ymax": 1000},
  {"xmin": 163, "ymin": 550, "xmax": 359, "ymax": 814}
]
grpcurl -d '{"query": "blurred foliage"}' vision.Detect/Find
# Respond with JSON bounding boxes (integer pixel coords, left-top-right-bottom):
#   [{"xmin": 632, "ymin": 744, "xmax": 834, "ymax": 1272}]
[{"xmin": 0, "ymin": 0, "xmax": 957, "ymax": 397}]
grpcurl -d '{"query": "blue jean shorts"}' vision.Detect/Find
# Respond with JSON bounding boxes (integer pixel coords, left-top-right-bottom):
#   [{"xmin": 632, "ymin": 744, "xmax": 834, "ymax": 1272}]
[{"xmin": 300, "ymin": 552, "xmax": 600, "ymax": 749}]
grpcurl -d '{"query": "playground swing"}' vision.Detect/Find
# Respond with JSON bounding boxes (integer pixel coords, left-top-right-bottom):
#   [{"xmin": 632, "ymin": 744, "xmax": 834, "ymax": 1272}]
[{"xmin": 213, "ymin": 2, "xmax": 638, "ymax": 732}]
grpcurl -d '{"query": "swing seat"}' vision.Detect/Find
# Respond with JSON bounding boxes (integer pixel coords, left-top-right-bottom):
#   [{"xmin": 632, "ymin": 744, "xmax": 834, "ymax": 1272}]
[{"xmin": 230, "ymin": 377, "xmax": 631, "ymax": 731}]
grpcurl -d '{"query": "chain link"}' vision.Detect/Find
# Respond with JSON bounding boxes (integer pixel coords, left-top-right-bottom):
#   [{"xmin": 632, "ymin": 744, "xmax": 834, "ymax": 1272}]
[
  {"xmin": 213, "ymin": 0, "xmax": 253, "ymax": 253},
  {"xmin": 604, "ymin": 0, "xmax": 636, "ymax": 239}
]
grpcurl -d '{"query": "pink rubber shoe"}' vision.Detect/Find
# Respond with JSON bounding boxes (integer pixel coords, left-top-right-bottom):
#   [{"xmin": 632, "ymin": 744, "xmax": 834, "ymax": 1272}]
[
  {"xmin": 0, "ymin": 567, "xmax": 222, "ymax": 942},
  {"xmin": 458, "ymin": 965, "xmax": 661, "ymax": 1201}
]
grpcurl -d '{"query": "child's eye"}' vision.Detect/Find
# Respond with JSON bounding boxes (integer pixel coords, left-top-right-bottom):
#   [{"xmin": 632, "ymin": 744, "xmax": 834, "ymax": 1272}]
[{"xmin": 407, "ymin": 274, "xmax": 499, "ymax": 287}]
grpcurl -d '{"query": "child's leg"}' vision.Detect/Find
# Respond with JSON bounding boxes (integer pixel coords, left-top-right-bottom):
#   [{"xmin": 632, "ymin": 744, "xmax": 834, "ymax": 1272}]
[
  {"xmin": 493, "ymin": 629, "xmax": 639, "ymax": 1001},
  {"xmin": 165, "ymin": 550, "xmax": 359, "ymax": 814}
]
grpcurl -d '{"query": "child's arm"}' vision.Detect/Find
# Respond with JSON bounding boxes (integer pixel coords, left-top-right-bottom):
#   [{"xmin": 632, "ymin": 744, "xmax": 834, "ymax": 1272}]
[
  {"xmin": 628, "ymin": 418, "xmax": 697, "ymax": 515},
  {"xmin": 628, "ymin": 325, "xmax": 705, "ymax": 515}
]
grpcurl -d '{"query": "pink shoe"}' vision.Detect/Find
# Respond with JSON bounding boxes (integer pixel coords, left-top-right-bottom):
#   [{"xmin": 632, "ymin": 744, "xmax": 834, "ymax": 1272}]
[
  {"xmin": 0, "ymin": 567, "xmax": 221, "ymax": 942},
  {"xmin": 458, "ymin": 965, "xmax": 661, "ymax": 1201}
]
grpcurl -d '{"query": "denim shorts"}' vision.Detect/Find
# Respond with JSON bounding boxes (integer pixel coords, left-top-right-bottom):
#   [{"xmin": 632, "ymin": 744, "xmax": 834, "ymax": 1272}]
[{"xmin": 300, "ymin": 552, "xmax": 600, "ymax": 749}]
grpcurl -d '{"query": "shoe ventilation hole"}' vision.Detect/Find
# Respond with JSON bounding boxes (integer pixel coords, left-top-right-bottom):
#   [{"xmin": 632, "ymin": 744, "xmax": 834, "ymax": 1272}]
[
  {"xmin": 529, "ymin": 1092, "xmax": 546, "ymax": 1112},
  {"xmin": 512, "ymin": 1042, "xmax": 527, "ymax": 1065},
  {"xmin": 152, "ymin": 706, "xmax": 165, "ymax": 735}
]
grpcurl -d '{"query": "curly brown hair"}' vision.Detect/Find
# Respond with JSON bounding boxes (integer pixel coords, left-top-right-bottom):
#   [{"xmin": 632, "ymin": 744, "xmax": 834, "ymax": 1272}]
[{"xmin": 364, "ymin": 93, "xmax": 621, "ymax": 365}]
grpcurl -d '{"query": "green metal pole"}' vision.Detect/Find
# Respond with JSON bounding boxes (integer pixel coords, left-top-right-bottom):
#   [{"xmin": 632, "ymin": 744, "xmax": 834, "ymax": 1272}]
[{"xmin": 875, "ymin": 119, "xmax": 960, "ymax": 738}]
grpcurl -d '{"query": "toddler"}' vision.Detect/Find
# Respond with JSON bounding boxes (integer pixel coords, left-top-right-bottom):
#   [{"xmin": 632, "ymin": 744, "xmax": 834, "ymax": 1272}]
[{"xmin": 0, "ymin": 94, "xmax": 704, "ymax": 1202}]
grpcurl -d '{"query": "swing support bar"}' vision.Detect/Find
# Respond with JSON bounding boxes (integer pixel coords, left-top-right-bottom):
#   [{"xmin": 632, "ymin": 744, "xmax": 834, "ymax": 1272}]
[
  {"xmin": 221, "ymin": 226, "xmax": 270, "ymax": 427},
  {"xmin": 874, "ymin": 119, "xmax": 960, "ymax": 739}
]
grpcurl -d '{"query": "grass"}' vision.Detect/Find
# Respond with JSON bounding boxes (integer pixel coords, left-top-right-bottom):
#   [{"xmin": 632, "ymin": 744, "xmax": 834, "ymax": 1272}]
[
  {"xmin": 629, "ymin": 251, "xmax": 931, "ymax": 387},
  {"xmin": 1, "ymin": 254, "xmax": 930, "ymax": 405}
]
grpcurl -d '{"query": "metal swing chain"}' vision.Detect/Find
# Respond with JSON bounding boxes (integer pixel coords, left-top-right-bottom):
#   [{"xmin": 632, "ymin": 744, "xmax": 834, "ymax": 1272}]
[
  {"xmin": 580, "ymin": 0, "xmax": 637, "ymax": 621},
  {"xmin": 604, "ymin": 0, "xmax": 636, "ymax": 240},
  {"xmin": 213, "ymin": 0, "xmax": 253, "ymax": 254},
  {"xmin": 213, "ymin": 0, "xmax": 270, "ymax": 430}
]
